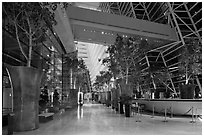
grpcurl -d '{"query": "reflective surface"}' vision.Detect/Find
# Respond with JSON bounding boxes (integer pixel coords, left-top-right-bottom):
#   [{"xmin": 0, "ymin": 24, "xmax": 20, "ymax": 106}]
[{"xmin": 14, "ymin": 103, "xmax": 202, "ymax": 135}]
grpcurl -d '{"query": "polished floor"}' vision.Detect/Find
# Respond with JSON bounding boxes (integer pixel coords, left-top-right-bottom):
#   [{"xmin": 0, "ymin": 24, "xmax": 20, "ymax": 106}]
[{"xmin": 13, "ymin": 103, "xmax": 202, "ymax": 135}]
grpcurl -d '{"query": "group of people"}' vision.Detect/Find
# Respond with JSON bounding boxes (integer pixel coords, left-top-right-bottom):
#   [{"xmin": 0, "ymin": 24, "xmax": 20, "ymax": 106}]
[{"xmin": 39, "ymin": 86, "xmax": 60, "ymax": 109}]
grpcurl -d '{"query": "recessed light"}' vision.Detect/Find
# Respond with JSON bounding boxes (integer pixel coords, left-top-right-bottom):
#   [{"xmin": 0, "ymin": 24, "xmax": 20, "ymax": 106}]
[{"xmin": 102, "ymin": 32, "xmax": 104, "ymax": 34}]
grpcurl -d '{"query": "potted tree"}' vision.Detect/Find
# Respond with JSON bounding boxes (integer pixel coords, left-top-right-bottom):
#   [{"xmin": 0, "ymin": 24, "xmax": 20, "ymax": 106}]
[
  {"xmin": 94, "ymin": 74, "xmax": 106, "ymax": 104},
  {"xmin": 75, "ymin": 59, "xmax": 88, "ymax": 106},
  {"xmin": 148, "ymin": 66, "xmax": 177, "ymax": 99},
  {"xmin": 103, "ymin": 35, "xmax": 143, "ymax": 117},
  {"xmin": 101, "ymin": 71, "xmax": 112, "ymax": 107},
  {"xmin": 3, "ymin": 2, "xmax": 58, "ymax": 131},
  {"xmin": 178, "ymin": 38, "xmax": 202, "ymax": 99},
  {"xmin": 93, "ymin": 71, "xmax": 112, "ymax": 106},
  {"xmin": 102, "ymin": 46, "xmax": 120, "ymax": 111}
]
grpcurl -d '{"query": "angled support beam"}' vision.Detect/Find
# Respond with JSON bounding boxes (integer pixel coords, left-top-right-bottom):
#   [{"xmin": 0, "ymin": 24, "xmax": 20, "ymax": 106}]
[
  {"xmin": 123, "ymin": 3, "xmax": 132, "ymax": 16},
  {"xmin": 151, "ymin": 2, "xmax": 164, "ymax": 20},
  {"xmin": 121, "ymin": 3, "xmax": 128, "ymax": 15},
  {"xmin": 145, "ymin": 55, "xmax": 150, "ymax": 67},
  {"xmin": 150, "ymin": 41, "xmax": 180, "ymax": 52},
  {"xmin": 183, "ymin": 29, "xmax": 202, "ymax": 39},
  {"xmin": 156, "ymin": 52, "xmax": 161, "ymax": 62},
  {"xmin": 163, "ymin": 44, "xmax": 183, "ymax": 57},
  {"xmin": 174, "ymin": 13, "xmax": 200, "ymax": 38},
  {"xmin": 145, "ymin": 55, "xmax": 156, "ymax": 90},
  {"xmin": 117, "ymin": 2, "xmax": 122, "ymax": 15},
  {"xmin": 184, "ymin": 3, "xmax": 202, "ymax": 43},
  {"xmin": 167, "ymin": 2, "xmax": 185, "ymax": 45},
  {"xmin": 173, "ymin": 3, "xmax": 184, "ymax": 11},
  {"xmin": 160, "ymin": 52, "xmax": 177, "ymax": 95},
  {"xmin": 130, "ymin": 2, "xmax": 137, "ymax": 18},
  {"xmin": 195, "ymin": 76, "xmax": 202, "ymax": 92},
  {"xmin": 189, "ymin": 2, "xmax": 198, "ymax": 11},
  {"xmin": 148, "ymin": 2, "xmax": 157, "ymax": 16},
  {"xmin": 140, "ymin": 2, "xmax": 151, "ymax": 21},
  {"xmin": 120, "ymin": 2, "xmax": 125, "ymax": 12},
  {"xmin": 192, "ymin": 8, "xmax": 201, "ymax": 18}
]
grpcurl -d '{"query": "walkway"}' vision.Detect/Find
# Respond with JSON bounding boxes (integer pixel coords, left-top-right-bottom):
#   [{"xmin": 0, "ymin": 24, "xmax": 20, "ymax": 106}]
[{"xmin": 14, "ymin": 103, "xmax": 201, "ymax": 135}]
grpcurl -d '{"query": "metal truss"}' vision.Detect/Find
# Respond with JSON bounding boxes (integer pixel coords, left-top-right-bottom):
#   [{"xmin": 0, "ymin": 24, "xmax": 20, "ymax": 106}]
[
  {"xmin": 99, "ymin": 2, "xmax": 201, "ymax": 42},
  {"xmin": 99, "ymin": 2, "xmax": 169, "ymax": 24},
  {"xmin": 99, "ymin": 2, "xmax": 202, "ymax": 94}
]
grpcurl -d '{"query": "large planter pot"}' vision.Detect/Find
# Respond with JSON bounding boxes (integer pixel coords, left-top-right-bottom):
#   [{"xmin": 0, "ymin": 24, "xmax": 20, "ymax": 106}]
[
  {"xmin": 119, "ymin": 102, "xmax": 124, "ymax": 114},
  {"xmin": 179, "ymin": 84, "xmax": 195, "ymax": 99},
  {"xmin": 6, "ymin": 65, "xmax": 42, "ymax": 132},
  {"xmin": 106, "ymin": 91, "xmax": 111, "ymax": 107},
  {"xmin": 125, "ymin": 104, "xmax": 131, "ymax": 117},
  {"xmin": 67, "ymin": 89, "xmax": 78, "ymax": 107}
]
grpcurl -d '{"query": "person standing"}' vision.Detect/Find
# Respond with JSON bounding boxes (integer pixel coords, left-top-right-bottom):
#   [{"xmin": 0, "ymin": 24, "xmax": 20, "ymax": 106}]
[{"xmin": 53, "ymin": 89, "xmax": 59, "ymax": 107}]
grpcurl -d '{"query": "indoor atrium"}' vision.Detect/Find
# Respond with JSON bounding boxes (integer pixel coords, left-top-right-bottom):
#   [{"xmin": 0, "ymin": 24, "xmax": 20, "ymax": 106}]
[{"xmin": 2, "ymin": 2, "xmax": 202, "ymax": 135}]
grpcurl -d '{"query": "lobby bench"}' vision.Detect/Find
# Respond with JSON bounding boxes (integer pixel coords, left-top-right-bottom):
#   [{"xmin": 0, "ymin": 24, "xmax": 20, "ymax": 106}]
[{"xmin": 38, "ymin": 113, "xmax": 54, "ymax": 123}]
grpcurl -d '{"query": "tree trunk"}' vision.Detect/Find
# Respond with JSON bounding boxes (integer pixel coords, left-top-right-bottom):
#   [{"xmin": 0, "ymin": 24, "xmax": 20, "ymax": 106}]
[
  {"xmin": 27, "ymin": 31, "xmax": 33, "ymax": 67},
  {"xmin": 14, "ymin": 22, "xmax": 28, "ymax": 63},
  {"xmin": 126, "ymin": 67, "xmax": 129, "ymax": 84}
]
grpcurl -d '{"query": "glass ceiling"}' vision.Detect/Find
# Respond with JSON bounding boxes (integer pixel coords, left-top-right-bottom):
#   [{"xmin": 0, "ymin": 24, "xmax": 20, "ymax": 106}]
[{"xmin": 76, "ymin": 41, "xmax": 108, "ymax": 83}]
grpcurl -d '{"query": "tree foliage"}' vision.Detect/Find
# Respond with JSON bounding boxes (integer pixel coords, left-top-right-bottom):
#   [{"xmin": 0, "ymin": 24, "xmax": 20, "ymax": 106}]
[
  {"xmin": 3, "ymin": 2, "xmax": 58, "ymax": 67},
  {"xmin": 178, "ymin": 38, "xmax": 202, "ymax": 84},
  {"xmin": 93, "ymin": 71, "xmax": 112, "ymax": 91},
  {"xmin": 102, "ymin": 35, "xmax": 145, "ymax": 85}
]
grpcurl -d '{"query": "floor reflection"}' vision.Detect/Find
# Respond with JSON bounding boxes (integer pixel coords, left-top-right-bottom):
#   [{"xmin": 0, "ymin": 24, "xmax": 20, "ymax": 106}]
[{"xmin": 77, "ymin": 105, "xmax": 83, "ymax": 119}]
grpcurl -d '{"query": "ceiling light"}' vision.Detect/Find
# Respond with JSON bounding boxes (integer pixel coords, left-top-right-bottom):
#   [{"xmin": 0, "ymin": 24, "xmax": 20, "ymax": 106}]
[
  {"xmin": 84, "ymin": 29, "xmax": 86, "ymax": 31},
  {"xmin": 102, "ymin": 32, "xmax": 104, "ymax": 34}
]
